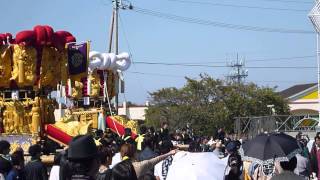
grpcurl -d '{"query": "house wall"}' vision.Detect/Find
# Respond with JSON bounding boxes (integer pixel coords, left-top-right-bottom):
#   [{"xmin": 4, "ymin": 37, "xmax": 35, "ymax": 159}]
[
  {"xmin": 118, "ymin": 106, "xmax": 147, "ymax": 120},
  {"xmin": 289, "ymin": 99, "xmax": 319, "ymax": 115},
  {"xmin": 287, "ymin": 88, "xmax": 319, "ymax": 116}
]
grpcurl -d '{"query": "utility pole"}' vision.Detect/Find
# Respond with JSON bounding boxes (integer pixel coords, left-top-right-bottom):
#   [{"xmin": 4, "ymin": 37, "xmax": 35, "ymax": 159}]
[
  {"xmin": 309, "ymin": 2, "xmax": 320, "ymax": 128},
  {"xmin": 113, "ymin": 0, "xmax": 119, "ymax": 55},
  {"xmin": 107, "ymin": 0, "xmax": 131, "ymax": 114},
  {"xmin": 114, "ymin": 0, "xmax": 119, "ymax": 114},
  {"xmin": 108, "ymin": 10, "xmax": 114, "ymax": 53},
  {"xmin": 226, "ymin": 53, "xmax": 248, "ymax": 84},
  {"xmin": 226, "ymin": 53, "xmax": 248, "ymax": 118}
]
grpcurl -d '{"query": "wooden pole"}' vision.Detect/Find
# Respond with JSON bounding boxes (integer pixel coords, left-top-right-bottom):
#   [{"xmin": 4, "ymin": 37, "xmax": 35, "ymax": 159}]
[
  {"xmin": 114, "ymin": 0, "xmax": 119, "ymax": 115},
  {"xmin": 108, "ymin": 11, "xmax": 115, "ymax": 53}
]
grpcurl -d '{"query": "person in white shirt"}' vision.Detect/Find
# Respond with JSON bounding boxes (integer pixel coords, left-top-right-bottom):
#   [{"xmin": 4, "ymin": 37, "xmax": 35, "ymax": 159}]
[
  {"xmin": 154, "ymin": 140, "xmax": 174, "ymax": 180},
  {"xmin": 49, "ymin": 153, "xmax": 62, "ymax": 180},
  {"xmin": 110, "ymin": 152, "xmax": 121, "ymax": 169},
  {"xmin": 0, "ymin": 173, "xmax": 4, "ymax": 180}
]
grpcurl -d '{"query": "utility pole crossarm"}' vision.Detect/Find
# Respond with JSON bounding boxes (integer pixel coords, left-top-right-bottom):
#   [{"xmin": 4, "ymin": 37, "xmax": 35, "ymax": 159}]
[{"xmin": 226, "ymin": 53, "xmax": 248, "ymax": 84}]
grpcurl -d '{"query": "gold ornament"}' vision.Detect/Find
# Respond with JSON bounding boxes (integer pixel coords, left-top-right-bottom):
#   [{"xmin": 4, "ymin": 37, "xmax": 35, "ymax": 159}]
[
  {"xmin": 40, "ymin": 46, "xmax": 60, "ymax": 87},
  {"xmin": 89, "ymin": 72, "xmax": 101, "ymax": 98},
  {"xmin": 107, "ymin": 70, "xmax": 115, "ymax": 98},
  {"xmin": 71, "ymin": 81, "xmax": 83, "ymax": 99},
  {"xmin": 59, "ymin": 50, "xmax": 68, "ymax": 85},
  {"xmin": 0, "ymin": 45, "xmax": 12, "ymax": 87},
  {"xmin": 1, "ymin": 100, "xmax": 33, "ymax": 134},
  {"xmin": 113, "ymin": 115, "xmax": 137, "ymax": 133},
  {"xmin": 54, "ymin": 109, "xmax": 93, "ymax": 137},
  {"xmin": 11, "ymin": 45, "xmax": 37, "ymax": 87},
  {"xmin": 12, "ymin": 100, "xmax": 25, "ymax": 133},
  {"xmin": 30, "ymin": 97, "xmax": 40, "ymax": 135},
  {"xmin": 3, "ymin": 107, "xmax": 14, "ymax": 133}
]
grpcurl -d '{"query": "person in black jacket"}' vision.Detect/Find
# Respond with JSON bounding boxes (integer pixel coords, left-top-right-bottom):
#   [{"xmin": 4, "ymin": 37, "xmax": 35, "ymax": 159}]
[
  {"xmin": 24, "ymin": 144, "xmax": 48, "ymax": 180},
  {"xmin": 138, "ymin": 135, "xmax": 158, "ymax": 161},
  {"xmin": 224, "ymin": 141, "xmax": 242, "ymax": 180},
  {"xmin": 59, "ymin": 150, "xmax": 71, "ymax": 180},
  {"xmin": 96, "ymin": 146, "xmax": 114, "ymax": 180},
  {"xmin": 68, "ymin": 135, "xmax": 99, "ymax": 180},
  {"xmin": 0, "ymin": 140, "xmax": 12, "ymax": 177},
  {"xmin": 112, "ymin": 159, "xmax": 138, "ymax": 180},
  {"xmin": 310, "ymin": 132, "xmax": 320, "ymax": 179},
  {"xmin": 158, "ymin": 122, "xmax": 170, "ymax": 142},
  {"xmin": 6, "ymin": 151, "xmax": 26, "ymax": 180},
  {"xmin": 215, "ymin": 128, "xmax": 225, "ymax": 142},
  {"xmin": 122, "ymin": 128, "xmax": 136, "ymax": 145}
]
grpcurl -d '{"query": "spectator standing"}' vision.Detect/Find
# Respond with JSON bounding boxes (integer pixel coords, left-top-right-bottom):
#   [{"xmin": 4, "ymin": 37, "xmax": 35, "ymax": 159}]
[
  {"xmin": 310, "ymin": 132, "xmax": 320, "ymax": 179},
  {"xmin": 6, "ymin": 151, "xmax": 25, "ymax": 180},
  {"xmin": 0, "ymin": 140, "xmax": 12, "ymax": 177},
  {"xmin": 111, "ymin": 160, "xmax": 138, "ymax": 180},
  {"xmin": 122, "ymin": 128, "xmax": 135, "ymax": 145},
  {"xmin": 154, "ymin": 140, "xmax": 175, "ymax": 180},
  {"xmin": 136, "ymin": 126, "xmax": 147, "ymax": 151},
  {"xmin": 67, "ymin": 135, "xmax": 99, "ymax": 180},
  {"xmin": 216, "ymin": 128, "xmax": 226, "ymax": 142},
  {"xmin": 96, "ymin": 146, "xmax": 114, "ymax": 180},
  {"xmin": 212, "ymin": 140, "xmax": 224, "ymax": 159},
  {"xmin": 58, "ymin": 150, "xmax": 71, "ymax": 180},
  {"xmin": 24, "ymin": 144, "xmax": 48, "ymax": 180},
  {"xmin": 296, "ymin": 132, "xmax": 310, "ymax": 158},
  {"xmin": 186, "ymin": 123, "xmax": 194, "ymax": 141},
  {"xmin": 158, "ymin": 122, "xmax": 170, "ymax": 142},
  {"xmin": 294, "ymin": 142, "xmax": 310, "ymax": 178},
  {"xmin": 49, "ymin": 153, "xmax": 62, "ymax": 180},
  {"xmin": 115, "ymin": 143, "xmax": 177, "ymax": 179},
  {"xmin": 224, "ymin": 141, "xmax": 242, "ymax": 180},
  {"xmin": 181, "ymin": 128, "xmax": 191, "ymax": 145},
  {"xmin": 271, "ymin": 157, "xmax": 303, "ymax": 180},
  {"xmin": 225, "ymin": 154, "xmax": 242, "ymax": 180},
  {"xmin": 138, "ymin": 135, "xmax": 158, "ymax": 161},
  {"xmin": 137, "ymin": 135, "xmax": 158, "ymax": 179}
]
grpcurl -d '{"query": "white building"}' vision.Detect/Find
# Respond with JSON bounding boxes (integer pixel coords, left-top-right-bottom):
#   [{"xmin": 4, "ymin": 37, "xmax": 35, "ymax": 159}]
[
  {"xmin": 118, "ymin": 101, "xmax": 148, "ymax": 121},
  {"xmin": 280, "ymin": 83, "xmax": 318, "ymax": 116}
]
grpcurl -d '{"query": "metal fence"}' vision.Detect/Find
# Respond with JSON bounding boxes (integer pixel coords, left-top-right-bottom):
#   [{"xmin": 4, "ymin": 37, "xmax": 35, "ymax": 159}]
[{"xmin": 234, "ymin": 115, "xmax": 318, "ymax": 138}]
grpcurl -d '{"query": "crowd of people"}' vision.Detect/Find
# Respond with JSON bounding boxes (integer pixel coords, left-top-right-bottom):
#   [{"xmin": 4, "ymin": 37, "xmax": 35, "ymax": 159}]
[{"xmin": 0, "ymin": 122, "xmax": 319, "ymax": 180}]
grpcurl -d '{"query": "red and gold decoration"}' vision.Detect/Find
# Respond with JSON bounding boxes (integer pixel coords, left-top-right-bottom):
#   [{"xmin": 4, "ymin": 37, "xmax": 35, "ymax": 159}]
[{"xmin": 0, "ymin": 25, "xmax": 133, "ymax": 148}]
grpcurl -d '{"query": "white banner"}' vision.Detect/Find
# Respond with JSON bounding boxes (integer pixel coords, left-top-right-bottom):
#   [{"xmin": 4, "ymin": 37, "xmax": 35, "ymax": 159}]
[{"xmin": 166, "ymin": 152, "xmax": 227, "ymax": 180}]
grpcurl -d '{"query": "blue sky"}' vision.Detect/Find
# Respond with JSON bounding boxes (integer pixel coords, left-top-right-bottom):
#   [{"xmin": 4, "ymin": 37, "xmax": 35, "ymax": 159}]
[{"xmin": 2, "ymin": 0, "xmax": 317, "ymax": 104}]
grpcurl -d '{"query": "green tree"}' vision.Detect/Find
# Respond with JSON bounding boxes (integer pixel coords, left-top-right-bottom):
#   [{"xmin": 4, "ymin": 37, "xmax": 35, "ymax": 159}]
[{"xmin": 145, "ymin": 74, "xmax": 289, "ymax": 136}]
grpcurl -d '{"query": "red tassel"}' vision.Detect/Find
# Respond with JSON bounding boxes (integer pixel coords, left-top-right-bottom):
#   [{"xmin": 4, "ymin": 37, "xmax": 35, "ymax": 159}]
[{"xmin": 82, "ymin": 77, "xmax": 88, "ymax": 96}]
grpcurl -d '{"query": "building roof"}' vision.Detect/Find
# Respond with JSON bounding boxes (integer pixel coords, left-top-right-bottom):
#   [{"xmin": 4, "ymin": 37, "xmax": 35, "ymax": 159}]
[{"xmin": 279, "ymin": 83, "xmax": 317, "ymax": 98}]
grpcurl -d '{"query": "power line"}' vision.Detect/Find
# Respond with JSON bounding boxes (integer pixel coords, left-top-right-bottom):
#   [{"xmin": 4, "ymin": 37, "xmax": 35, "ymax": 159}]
[
  {"xmin": 118, "ymin": 13, "xmax": 150, "ymax": 94},
  {"xmin": 133, "ymin": 61, "xmax": 226, "ymax": 67},
  {"xmin": 254, "ymin": 0, "xmax": 312, "ymax": 4},
  {"xmin": 133, "ymin": 61, "xmax": 317, "ymax": 69},
  {"xmin": 119, "ymin": 14, "xmax": 134, "ymax": 59},
  {"xmin": 127, "ymin": 71, "xmax": 185, "ymax": 78},
  {"xmin": 134, "ymin": 55, "xmax": 316, "ymax": 64},
  {"xmin": 246, "ymin": 55, "xmax": 316, "ymax": 62},
  {"xmin": 127, "ymin": 71, "xmax": 315, "ymax": 84},
  {"xmin": 166, "ymin": 0, "xmax": 309, "ymax": 12},
  {"xmin": 131, "ymin": 6, "xmax": 314, "ymax": 34},
  {"xmin": 246, "ymin": 66, "xmax": 316, "ymax": 69}
]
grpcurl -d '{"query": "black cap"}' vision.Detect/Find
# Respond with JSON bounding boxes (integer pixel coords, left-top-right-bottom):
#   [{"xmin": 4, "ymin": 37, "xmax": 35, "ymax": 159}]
[
  {"xmin": 28, "ymin": 144, "xmax": 42, "ymax": 157},
  {"xmin": 68, "ymin": 135, "xmax": 98, "ymax": 160},
  {"xmin": 226, "ymin": 141, "xmax": 238, "ymax": 153}
]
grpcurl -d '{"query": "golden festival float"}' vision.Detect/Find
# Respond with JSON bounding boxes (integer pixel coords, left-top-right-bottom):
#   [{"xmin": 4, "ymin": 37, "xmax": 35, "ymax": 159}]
[{"xmin": 0, "ymin": 25, "xmax": 136, "ymax": 153}]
